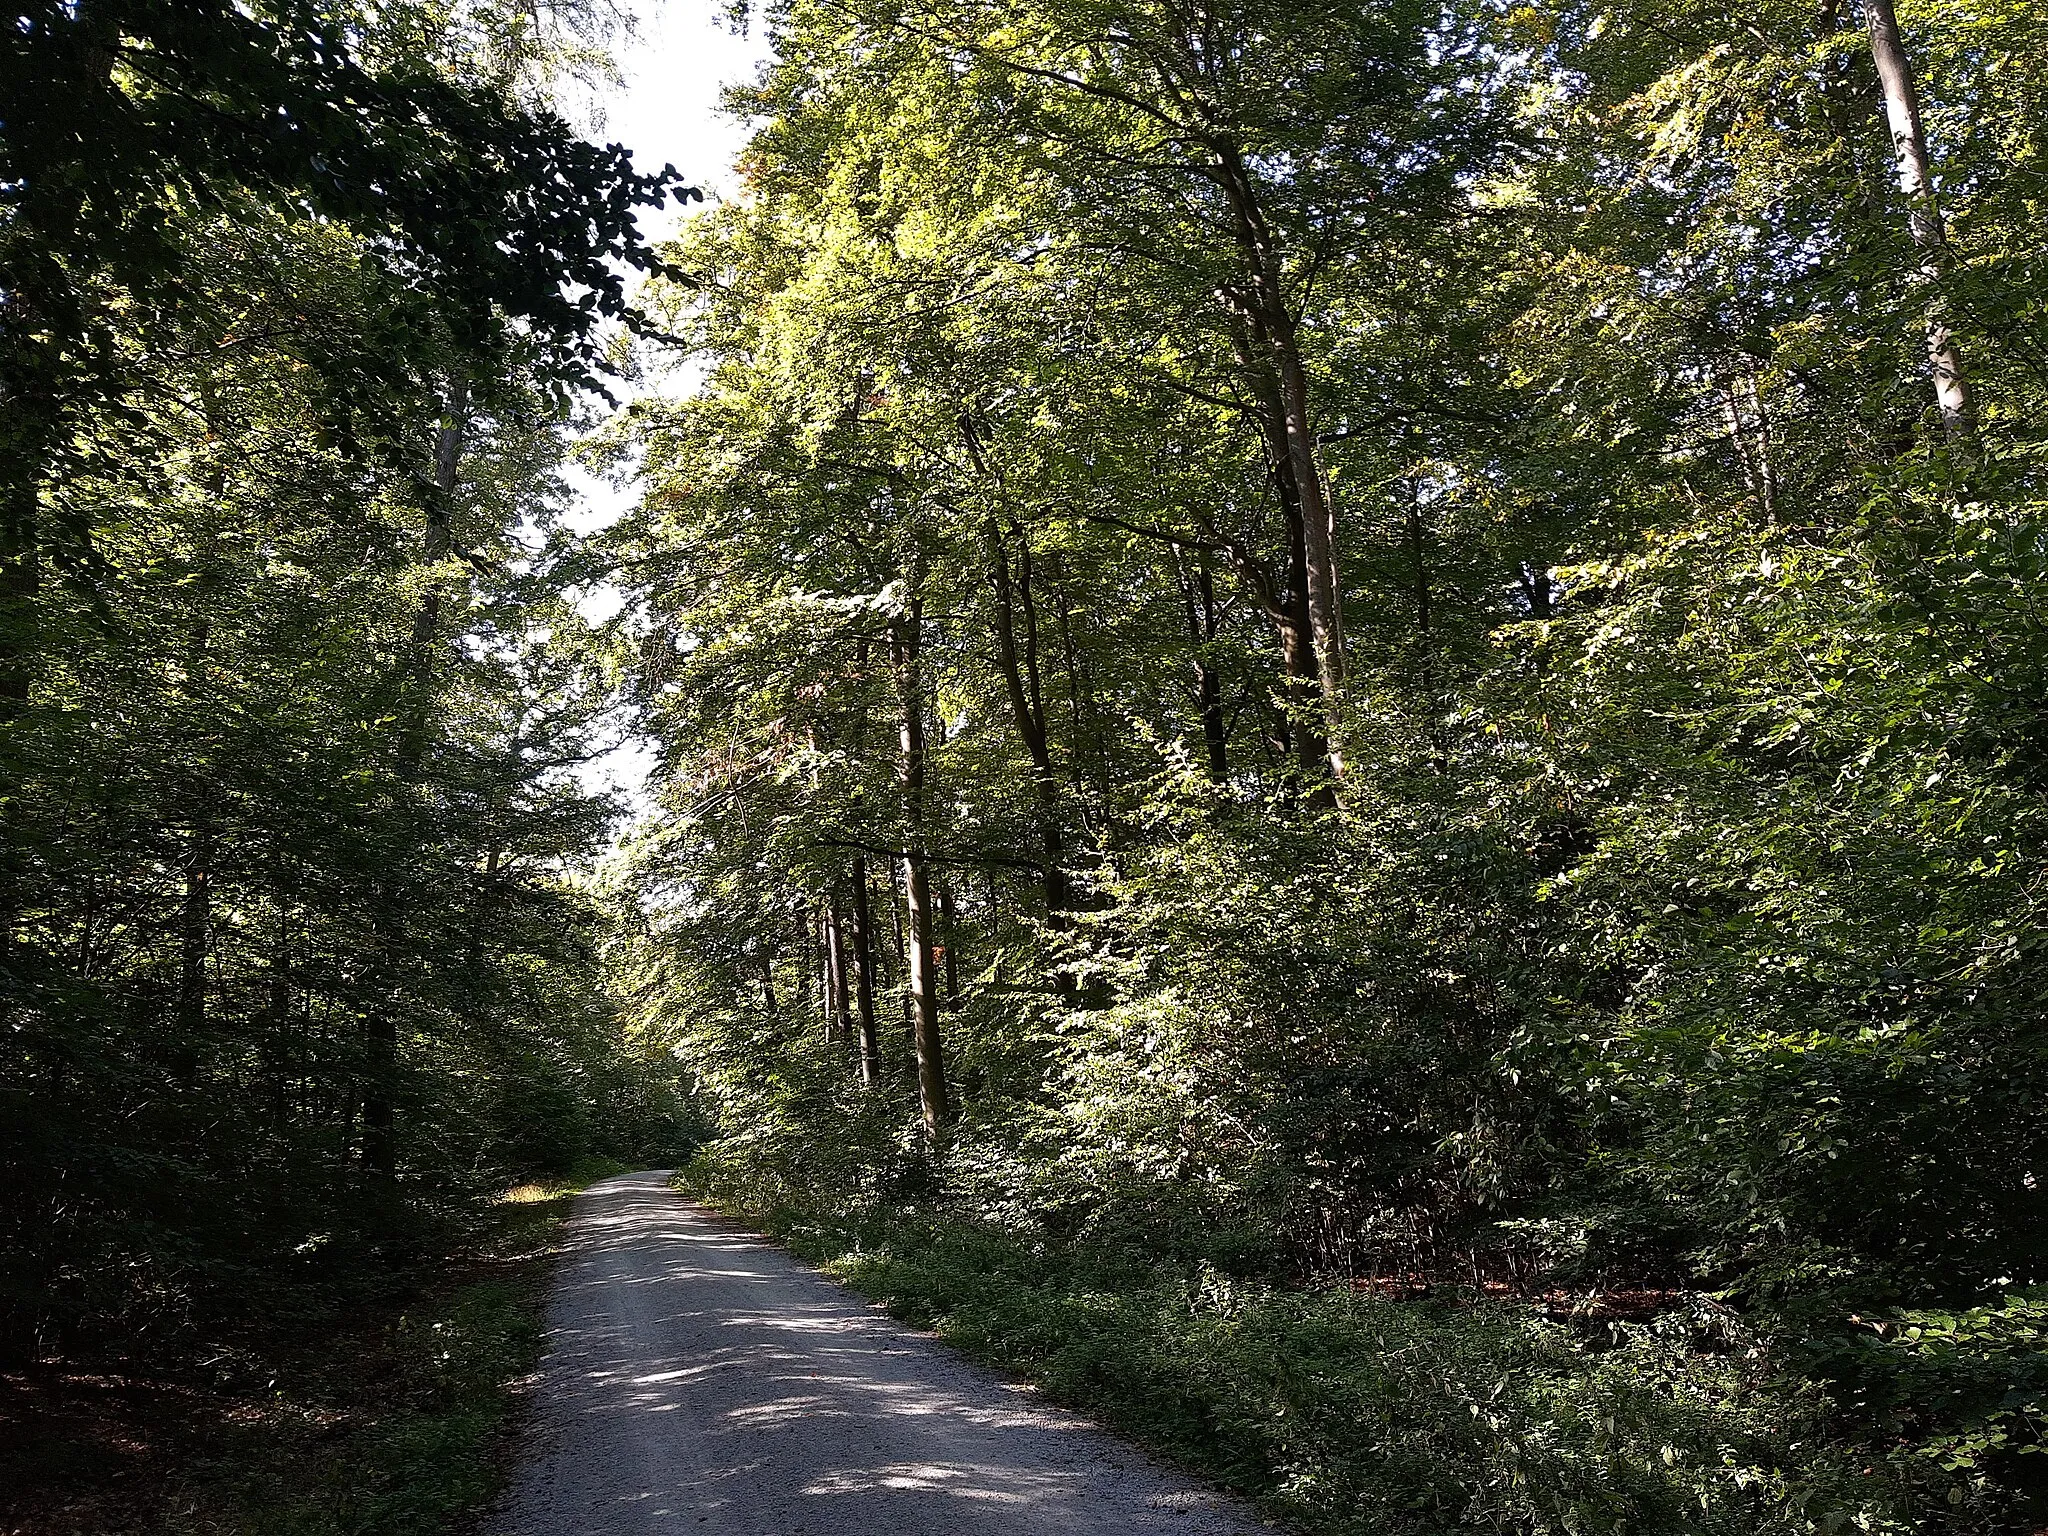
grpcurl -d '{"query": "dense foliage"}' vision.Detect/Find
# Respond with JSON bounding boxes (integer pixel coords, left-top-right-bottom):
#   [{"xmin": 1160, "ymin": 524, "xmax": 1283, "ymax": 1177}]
[
  {"xmin": 0, "ymin": 0, "xmax": 689, "ymax": 1364},
  {"xmin": 14, "ymin": 0, "xmax": 2048, "ymax": 1529},
  {"xmin": 608, "ymin": 1, "xmax": 2048, "ymax": 1530}
]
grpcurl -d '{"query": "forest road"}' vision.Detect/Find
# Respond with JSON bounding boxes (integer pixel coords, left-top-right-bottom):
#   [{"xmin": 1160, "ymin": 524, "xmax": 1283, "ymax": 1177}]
[{"xmin": 493, "ymin": 1171, "xmax": 1269, "ymax": 1536}]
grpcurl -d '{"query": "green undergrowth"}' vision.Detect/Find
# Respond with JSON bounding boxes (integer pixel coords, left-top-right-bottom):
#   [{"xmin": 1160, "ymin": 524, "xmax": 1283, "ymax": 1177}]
[
  {"xmin": 679, "ymin": 1163, "xmax": 1977, "ymax": 1536},
  {"xmin": 168, "ymin": 1157, "xmax": 624, "ymax": 1536}
]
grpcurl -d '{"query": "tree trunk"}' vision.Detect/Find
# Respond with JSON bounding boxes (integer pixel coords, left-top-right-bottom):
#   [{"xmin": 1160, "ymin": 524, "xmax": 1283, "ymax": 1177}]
[
  {"xmin": 1176, "ymin": 548, "xmax": 1229, "ymax": 782},
  {"xmin": 1406, "ymin": 487, "xmax": 1432, "ymax": 645},
  {"xmin": 1862, "ymin": 0, "xmax": 1975, "ymax": 444},
  {"xmin": 937, "ymin": 876, "xmax": 961, "ymax": 1008},
  {"xmin": 987, "ymin": 516, "xmax": 1069, "ymax": 913},
  {"xmin": 848, "ymin": 856, "xmax": 882, "ymax": 1086},
  {"xmin": 1217, "ymin": 146, "xmax": 1346, "ymax": 767},
  {"xmin": 1406, "ymin": 485, "xmax": 1449, "ymax": 772},
  {"xmin": 178, "ymin": 812, "xmax": 211, "ymax": 1043},
  {"xmin": 1226, "ymin": 317, "xmax": 1332, "ymax": 787},
  {"xmin": 0, "ymin": 541, "xmax": 35, "ymax": 720},
  {"xmin": 361, "ymin": 1013, "xmax": 397, "ymax": 1179},
  {"xmin": 264, "ymin": 914, "xmax": 293, "ymax": 1128},
  {"xmin": 1275, "ymin": 334, "xmax": 1346, "ymax": 739},
  {"xmin": 824, "ymin": 894, "xmax": 856, "ymax": 1062},
  {"xmin": 891, "ymin": 604, "xmax": 950, "ymax": 1139},
  {"xmin": 0, "ymin": 541, "xmax": 36, "ymax": 1030}
]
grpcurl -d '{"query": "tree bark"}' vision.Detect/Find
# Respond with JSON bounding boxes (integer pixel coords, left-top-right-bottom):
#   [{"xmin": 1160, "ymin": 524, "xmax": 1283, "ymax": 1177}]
[
  {"xmin": 848, "ymin": 856, "xmax": 882, "ymax": 1086},
  {"xmin": 824, "ymin": 893, "xmax": 856, "ymax": 1063},
  {"xmin": 987, "ymin": 516, "xmax": 1069, "ymax": 913},
  {"xmin": 1226, "ymin": 318, "xmax": 1332, "ymax": 787},
  {"xmin": 264, "ymin": 914, "xmax": 293, "ymax": 1128},
  {"xmin": 1406, "ymin": 484, "xmax": 1450, "ymax": 772},
  {"xmin": 1216, "ymin": 145, "xmax": 1346, "ymax": 766},
  {"xmin": 891, "ymin": 603, "xmax": 950, "ymax": 1139},
  {"xmin": 0, "ymin": 542, "xmax": 35, "ymax": 720},
  {"xmin": 1176, "ymin": 548, "xmax": 1229, "ymax": 782},
  {"xmin": 178, "ymin": 809, "xmax": 211, "ymax": 1044},
  {"xmin": 1862, "ymin": 0, "xmax": 1975, "ymax": 444},
  {"xmin": 1406, "ymin": 487, "xmax": 1432, "ymax": 644}
]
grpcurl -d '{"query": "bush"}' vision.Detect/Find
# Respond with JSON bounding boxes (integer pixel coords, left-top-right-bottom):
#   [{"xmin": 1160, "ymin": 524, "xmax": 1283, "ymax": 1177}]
[{"xmin": 689, "ymin": 1159, "xmax": 2011, "ymax": 1536}]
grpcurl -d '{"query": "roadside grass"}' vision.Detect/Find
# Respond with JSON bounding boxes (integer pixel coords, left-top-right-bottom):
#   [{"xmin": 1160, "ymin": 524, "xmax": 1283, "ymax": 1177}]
[
  {"xmin": 0, "ymin": 1159, "xmax": 620, "ymax": 1536},
  {"xmin": 676, "ymin": 1164, "xmax": 1954, "ymax": 1536}
]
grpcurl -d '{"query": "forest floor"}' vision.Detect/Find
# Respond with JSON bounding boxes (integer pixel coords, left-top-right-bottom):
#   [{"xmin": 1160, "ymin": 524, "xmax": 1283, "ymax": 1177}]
[
  {"xmin": 495, "ymin": 1170, "xmax": 1267, "ymax": 1535},
  {"xmin": 0, "ymin": 1165, "xmax": 618, "ymax": 1536}
]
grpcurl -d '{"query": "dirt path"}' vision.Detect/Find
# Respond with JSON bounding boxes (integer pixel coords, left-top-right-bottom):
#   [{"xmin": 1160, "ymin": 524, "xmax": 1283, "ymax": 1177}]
[{"xmin": 493, "ymin": 1171, "xmax": 1268, "ymax": 1536}]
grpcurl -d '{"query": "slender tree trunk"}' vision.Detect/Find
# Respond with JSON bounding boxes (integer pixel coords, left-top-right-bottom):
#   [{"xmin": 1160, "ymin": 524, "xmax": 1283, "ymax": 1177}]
[
  {"xmin": 178, "ymin": 812, "xmax": 211, "ymax": 1042},
  {"xmin": 759, "ymin": 940, "xmax": 778, "ymax": 1014},
  {"xmin": 902, "ymin": 853, "xmax": 945, "ymax": 1135},
  {"xmin": 1744, "ymin": 374, "xmax": 1780, "ymax": 515},
  {"xmin": 1228, "ymin": 318, "xmax": 1331, "ymax": 786},
  {"xmin": 848, "ymin": 856, "xmax": 881, "ymax": 1085},
  {"xmin": 176, "ymin": 595, "xmax": 213, "ymax": 1061},
  {"xmin": 1176, "ymin": 548, "xmax": 1229, "ymax": 782},
  {"xmin": 1407, "ymin": 487, "xmax": 1432, "ymax": 644},
  {"xmin": 397, "ymin": 381, "xmax": 467, "ymax": 757},
  {"xmin": 1863, "ymin": 0, "xmax": 1975, "ymax": 443},
  {"xmin": 824, "ymin": 894, "xmax": 856, "ymax": 1062},
  {"xmin": 987, "ymin": 517, "xmax": 1068, "ymax": 913},
  {"xmin": 891, "ymin": 604, "xmax": 949, "ymax": 1139},
  {"xmin": 1517, "ymin": 561, "xmax": 1554, "ymax": 620},
  {"xmin": 1218, "ymin": 147, "xmax": 1346, "ymax": 765},
  {"xmin": 361, "ymin": 1000, "xmax": 398, "ymax": 1180},
  {"xmin": 937, "ymin": 876, "xmax": 961, "ymax": 1009},
  {"xmin": 964, "ymin": 422, "xmax": 1071, "ymax": 897},
  {"xmin": 0, "ymin": 541, "xmax": 34, "ymax": 719},
  {"xmin": 820, "ymin": 900, "xmax": 836, "ymax": 1038},
  {"xmin": 888, "ymin": 849, "xmax": 910, "ymax": 1061},
  {"xmin": 264, "ymin": 913, "xmax": 293, "ymax": 1128},
  {"xmin": 1718, "ymin": 372, "xmax": 1780, "ymax": 518},
  {"xmin": 174, "ymin": 412, "xmax": 230, "ymax": 1080},
  {"xmin": 0, "ymin": 166, "xmax": 78, "ymax": 731},
  {"xmin": 1406, "ymin": 484, "xmax": 1448, "ymax": 772},
  {"xmin": 1275, "ymin": 334, "xmax": 1346, "ymax": 737},
  {"xmin": 0, "ymin": 540, "xmax": 35, "ymax": 1006}
]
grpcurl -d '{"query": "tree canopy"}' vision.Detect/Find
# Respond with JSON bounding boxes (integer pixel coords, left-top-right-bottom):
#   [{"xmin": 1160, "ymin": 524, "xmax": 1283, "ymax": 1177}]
[
  {"xmin": 11, "ymin": 0, "xmax": 2048, "ymax": 1532},
  {"xmin": 601, "ymin": 1, "xmax": 2048, "ymax": 1530}
]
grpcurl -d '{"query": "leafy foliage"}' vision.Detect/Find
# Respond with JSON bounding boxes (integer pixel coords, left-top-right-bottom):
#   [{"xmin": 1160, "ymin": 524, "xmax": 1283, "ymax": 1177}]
[
  {"xmin": 615, "ymin": 1, "xmax": 2048, "ymax": 1529},
  {"xmin": 0, "ymin": 0, "xmax": 690, "ymax": 1368}
]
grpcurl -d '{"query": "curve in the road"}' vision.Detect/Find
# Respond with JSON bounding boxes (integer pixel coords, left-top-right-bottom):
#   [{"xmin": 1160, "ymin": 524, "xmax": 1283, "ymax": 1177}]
[{"xmin": 494, "ymin": 1171, "xmax": 1269, "ymax": 1536}]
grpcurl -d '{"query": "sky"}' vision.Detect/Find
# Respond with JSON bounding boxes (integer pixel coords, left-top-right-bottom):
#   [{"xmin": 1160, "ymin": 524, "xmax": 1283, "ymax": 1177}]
[
  {"xmin": 578, "ymin": 4, "xmax": 771, "ymax": 227},
  {"xmin": 560, "ymin": 4, "xmax": 772, "ymax": 810}
]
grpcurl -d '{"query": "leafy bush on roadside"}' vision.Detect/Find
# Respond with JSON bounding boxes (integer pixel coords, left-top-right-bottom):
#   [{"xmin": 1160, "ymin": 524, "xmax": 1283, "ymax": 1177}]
[{"xmin": 690, "ymin": 1155, "xmax": 2020, "ymax": 1536}]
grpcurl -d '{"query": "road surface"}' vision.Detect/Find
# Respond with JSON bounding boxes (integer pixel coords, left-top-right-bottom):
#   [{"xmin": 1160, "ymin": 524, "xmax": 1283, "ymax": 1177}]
[{"xmin": 494, "ymin": 1171, "xmax": 1268, "ymax": 1536}]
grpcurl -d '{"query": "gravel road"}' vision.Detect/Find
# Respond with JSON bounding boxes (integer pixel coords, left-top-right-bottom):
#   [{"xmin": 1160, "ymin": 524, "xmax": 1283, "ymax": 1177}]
[{"xmin": 493, "ymin": 1171, "xmax": 1269, "ymax": 1536}]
